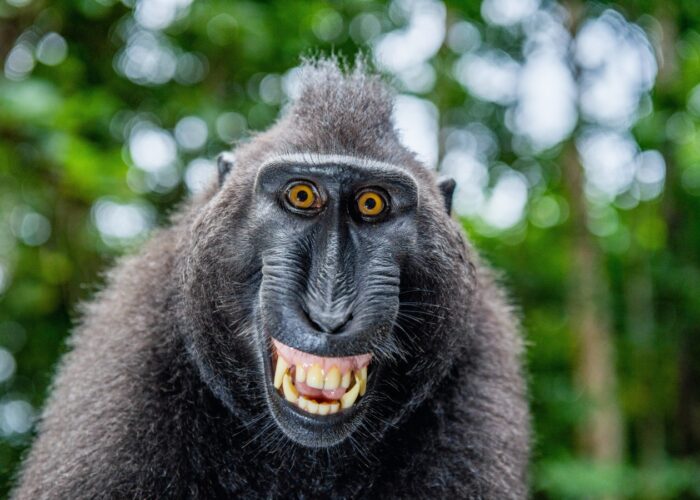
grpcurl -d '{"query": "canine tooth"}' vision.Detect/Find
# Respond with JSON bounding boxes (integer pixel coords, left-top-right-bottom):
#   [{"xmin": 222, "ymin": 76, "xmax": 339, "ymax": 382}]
[
  {"xmin": 341, "ymin": 371, "xmax": 351, "ymax": 389},
  {"xmin": 306, "ymin": 364, "xmax": 324, "ymax": 389},
  {"xmin": 306, "ymin": 399, "xmax": 319, "ymax": 414},
  {"xmin": 358, "ymin": 366, "xmax": 367, "ymax": 396},
  {"xmin": 324, "ymin": 366, "xmax": 341, "ymax": 390},
  {"xmin": 274, "ymin": 357, "xmax": 289, "ymax": 389},
  {"xmin": 341, "ymin": 374, "xmax": 361, "ymax": 409},
  {"xmin": 329, "ymin": 402, "xmax": 340, "ymax": 414},
  {"xmin": 318, "ymin": 403, "xmax": 330, "ymax": 415},
  {"xmin": 282, "ymin": 373, "xmax": 298, "ymax": 403},
  {"xmin": 295, "ymin": 365, "xmax": 306, "ymax": 383}
]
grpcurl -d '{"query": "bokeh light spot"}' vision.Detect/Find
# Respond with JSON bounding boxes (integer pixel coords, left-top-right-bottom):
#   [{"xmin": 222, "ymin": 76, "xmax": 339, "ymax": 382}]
[
  {"xmin": 4, "ymin": 43, "xmax": 35, "ymax": 81},
  {"xmin": 14, "ymin": 212, "xmax": 51, "ymax": 247},
  {"xmin": 0, "ymin": 349, "xmax": 16, "ymax": 384},
  {"xmin": 175, "ymin": 116, "xmax": 208, "ymax": 151},
  {"xmin": 184, "ymin": 159, "xmax": 217, "ymax": 194},
  {"xmin": 36, "ymin": 33, "xmax": 68, "ymax": 66},
  {"xmin": 530, "ymin": 195, "xmax": 562, "ymax": 228},
  {"xmin": 216, "ymin": 112, "xmax": 247, "ymax": 142},
  {"xmin": 481, "ymin": 170, "xmax": 529, "ymax": 230},
  {"xmin": 481, "ymin": 0, "xmax": 540, "ymax": 26},
  {"xmin": 0, "ymin": 400, "xmax": 33, "ymax": 436},
  {"xmin": 0, "ymin": 264, "xmax": 8, "ymax": 295},
  {"xmin": 313, "ymin": 9, "xmax": 344, "ymax": 42},
  {"xmin": 129, "ymin": 124, "xmax": 177, "ymax": 172},
  {"xmin": 393, "ymin": 94, "xmax": 439, "ymax": 168},
  {"xmin": 92, "ymin": 199, "xmax": 155, "ymax": 247}
]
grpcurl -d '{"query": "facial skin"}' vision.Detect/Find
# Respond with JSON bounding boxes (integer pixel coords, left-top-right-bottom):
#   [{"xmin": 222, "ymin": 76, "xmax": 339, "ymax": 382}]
[
  {"xmin": 182, "ymin": 152, "xmax": 465, "ymax": 449},
  {"xmin": 255, "ymin": 156, "xmax": 419, "ymax": 446}
]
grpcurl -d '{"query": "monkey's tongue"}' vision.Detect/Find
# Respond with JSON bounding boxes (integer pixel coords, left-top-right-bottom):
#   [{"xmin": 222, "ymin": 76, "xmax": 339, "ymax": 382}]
[
  {"xmin": 271, "ymin": 338, "xmax": 370, "ymax": 415},
  {"xmin": 293, "ymin": 379, "xmax": 347, "ymax": 400}
]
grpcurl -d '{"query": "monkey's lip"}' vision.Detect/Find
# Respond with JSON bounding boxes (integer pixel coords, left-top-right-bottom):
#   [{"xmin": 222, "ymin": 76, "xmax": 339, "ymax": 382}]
[{"xmin": 270, "ymin": 338, "xmax": 371, "ymax": 416}]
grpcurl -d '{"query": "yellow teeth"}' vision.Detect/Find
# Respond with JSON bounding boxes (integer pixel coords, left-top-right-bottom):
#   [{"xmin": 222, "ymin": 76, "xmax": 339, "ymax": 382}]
[
  {"xmin": 358, "ymin": 366, "xmax": 367, "ymax": 396},
  {"xmin": 306, "ymin": 364, "xmax": 324, "ymax": 389},
  {"xmin": 324, "ymin": 366, "xmax": 341, "ymax": 390},
  {"xmin": 282, "ymin": 373, "xmax": 298, "ymax": 403},
  {"xmin": 306, "ymin": 399, "xmax": 319, "ymax": 414},
  {"xmin": 341, "ymin": 371, "xmax": 351, "ymax": 389},
  {"xmin": 297, "ymin": 397, "xmax": 340, "ymax": 415},
  {"xmin": 274, "ymin": 357, "xmax": 289, "ymax": 390},
  {"xmin": 340, "ymin": 373, "xmax": 361, "ymax": 409},
  {"xmin": 274, "ymin": 354, "xmax": 369, "ymax": 416},
  {"xmin": 295, "ymin": 365, "xmax": 306, "ymax": 383},
  {"xmin": 297, "ymin": 395, "xmax": 308, "ymax": 411},
  {"xmin": 298, "ymin": 396, "xmax": 320, "ymax": 414}
]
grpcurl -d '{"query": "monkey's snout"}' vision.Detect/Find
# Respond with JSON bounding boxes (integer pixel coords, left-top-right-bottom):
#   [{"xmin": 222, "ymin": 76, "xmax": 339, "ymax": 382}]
[
  {"xmin": 271, "ymin": 338, "xmax": 370, "ymax": 416},
  {"xmin": 304, "ymin": 307, "xmax": 353, "ymax": 334}
]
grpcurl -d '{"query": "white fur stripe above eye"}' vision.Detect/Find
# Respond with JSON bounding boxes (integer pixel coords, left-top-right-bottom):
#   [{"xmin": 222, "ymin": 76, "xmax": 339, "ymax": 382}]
[{"xmin": 261, "ymin": 153, "xmax": 417, "ymax": 183}]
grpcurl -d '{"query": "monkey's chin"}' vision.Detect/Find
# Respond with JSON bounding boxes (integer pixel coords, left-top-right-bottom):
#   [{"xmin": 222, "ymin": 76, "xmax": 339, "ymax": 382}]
[{"xmin": 260, "ymin": 337, "xmax": 374, "ymax": 448}]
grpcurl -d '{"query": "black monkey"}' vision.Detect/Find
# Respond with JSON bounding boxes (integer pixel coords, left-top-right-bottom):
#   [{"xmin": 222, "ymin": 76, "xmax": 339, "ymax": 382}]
[{"xmin": 14, "ymin": 60, "xmax": 529, "ymax": 499}]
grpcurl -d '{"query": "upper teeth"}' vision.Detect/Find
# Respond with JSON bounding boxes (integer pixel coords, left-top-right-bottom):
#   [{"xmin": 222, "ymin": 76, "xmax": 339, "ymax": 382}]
[
  {"xmin": 306, "ymin": 364, "xmax": 324, "ymax": 389},
  {"xmin": 323, "ymin": 366, "xmax": 341, "ymax": 390},
  {"xmin": 272, "ymin": 355, "xmax": 369, "ymax": 415}
]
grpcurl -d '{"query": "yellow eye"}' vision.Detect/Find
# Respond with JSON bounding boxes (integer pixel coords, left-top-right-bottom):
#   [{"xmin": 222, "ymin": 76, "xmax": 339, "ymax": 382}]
[
  {"xmin": 356, "ymin": 190, "xmax": 387, "ymax": 217},
  {"xmin": 286, "ymin": 182, "xmax": 319, "ymax": 210}
]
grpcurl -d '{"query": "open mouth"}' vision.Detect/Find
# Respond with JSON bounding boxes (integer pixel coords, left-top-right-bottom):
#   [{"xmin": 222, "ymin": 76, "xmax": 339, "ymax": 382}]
[{"xmin": 271, "ymin": 338, "xmax": 371, "ymax": 416}]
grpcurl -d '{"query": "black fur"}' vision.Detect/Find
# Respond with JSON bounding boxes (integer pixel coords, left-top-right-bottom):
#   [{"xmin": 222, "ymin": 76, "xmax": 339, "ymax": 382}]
[{"xmin": 13, "ymin": 59, "xmax": 529, "ymax": 499}]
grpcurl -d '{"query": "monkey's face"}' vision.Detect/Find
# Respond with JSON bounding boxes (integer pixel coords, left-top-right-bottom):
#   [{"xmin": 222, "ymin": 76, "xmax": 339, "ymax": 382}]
[
  {"xmin": 247, "ymin": 156, "xmax": 419, "ymax": 447},
  {"xmin": 185, "ymin": 154, "xmax": 465, "ymax": 450}
]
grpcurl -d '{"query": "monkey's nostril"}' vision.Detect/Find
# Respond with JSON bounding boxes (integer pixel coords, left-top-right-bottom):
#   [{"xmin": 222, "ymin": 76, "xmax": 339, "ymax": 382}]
[
  {"xmin": 304, "ymin": 311, "xmax": 324, "ymax": 332},
  {"xmin": 304, "ymin": 308, "xmax": 352, "ymax": 334}
]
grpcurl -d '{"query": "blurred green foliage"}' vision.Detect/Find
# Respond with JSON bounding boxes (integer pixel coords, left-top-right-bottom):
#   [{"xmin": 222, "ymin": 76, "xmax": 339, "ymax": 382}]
[{"xmin": 1, "ymin": 0, "xmax": 699, "ymax": 498}]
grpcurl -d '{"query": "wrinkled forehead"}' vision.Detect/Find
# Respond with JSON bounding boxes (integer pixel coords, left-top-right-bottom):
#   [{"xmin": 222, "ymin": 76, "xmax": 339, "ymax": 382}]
[{"xmin": 255, "ymin": 153, "xmax": 419, "ymax": 193}]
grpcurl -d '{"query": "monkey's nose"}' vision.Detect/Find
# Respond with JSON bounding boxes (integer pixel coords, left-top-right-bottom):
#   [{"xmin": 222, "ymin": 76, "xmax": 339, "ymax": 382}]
[{"xmin": 304, "ymin": 308, "xmax": 352, "ymax": 334}]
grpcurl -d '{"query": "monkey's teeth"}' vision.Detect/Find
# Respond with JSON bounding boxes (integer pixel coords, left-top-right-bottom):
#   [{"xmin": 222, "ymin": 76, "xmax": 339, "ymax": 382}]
[
  {"xmin": 271, "ymin": 339, "xmax": 371, "ymax": 416},
  {"xmin": 341, "ymin": 371, "xmax": 351, "ymax": 389},
  {"xmin": 305, "ymin": 397, "xmax": 319, "ymax": 414},
  {"xmin": 297, "ymin": 395, "xmax": 308, "ymax": 411},
  {"xmin": 282, "ymin": 373, "xmax": 299, "ymax": 404},
  {"xmin": 318, "ymin": 402, "xmax": 340, "ymax": 415},
  {"xmin": 358, "ymin": 366, "xmax": 367, "ymax": 396},
  {"xmin": 324, "ymin": 366, "xmax": 341, "ymax": 390},
  {"xmin": 274, "ymin": 357, "xmax": 289, "ymax": 389},
  {"xmin": 340, "ymin": 373, "xmax": 361, "ymax": 409},
  {"xmin": 295, "ymin": 365, "xmax": 306, "ymax": 383},
  {"xmin": 306, "ymin": 364, "xmax": 324, "ymax": 389}
]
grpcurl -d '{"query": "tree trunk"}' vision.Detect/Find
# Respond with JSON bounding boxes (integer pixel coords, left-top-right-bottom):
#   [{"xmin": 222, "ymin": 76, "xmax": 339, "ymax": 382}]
[{"xmin": 563, "ymin": 142, "xmax": 624, "ymax": 465}]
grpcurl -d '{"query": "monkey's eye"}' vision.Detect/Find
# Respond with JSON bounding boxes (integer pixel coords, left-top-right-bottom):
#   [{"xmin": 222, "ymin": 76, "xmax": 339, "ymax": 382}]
[
  {"xmin": 284, "ymin": 181, "xmax": 322, "ymax": 211},
  {"xmin": 356, "ymin": 189, "xmax": 388, "ymax": 219}
]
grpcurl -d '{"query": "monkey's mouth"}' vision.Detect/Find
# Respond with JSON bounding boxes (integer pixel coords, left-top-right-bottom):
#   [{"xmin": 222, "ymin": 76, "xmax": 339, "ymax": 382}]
[{"xmin": 271, "ymin": 338, "xmax": 371, "ymax": 415}]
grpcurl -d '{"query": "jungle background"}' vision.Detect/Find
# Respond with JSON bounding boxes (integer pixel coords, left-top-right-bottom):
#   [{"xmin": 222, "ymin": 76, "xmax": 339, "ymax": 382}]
[{"xmin": 1, "ymin": 0, "xmax": 699, "ymax": 497}]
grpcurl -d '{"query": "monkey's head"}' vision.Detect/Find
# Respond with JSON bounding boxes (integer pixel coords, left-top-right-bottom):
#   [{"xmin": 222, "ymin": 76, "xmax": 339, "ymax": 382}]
[{"xmin": 180, "ymin": 60, "xmax": 476, "ymax": 450}]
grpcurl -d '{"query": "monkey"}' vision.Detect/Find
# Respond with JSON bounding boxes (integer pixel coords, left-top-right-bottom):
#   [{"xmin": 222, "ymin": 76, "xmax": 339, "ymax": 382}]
[{"xmin": 13, "ymin": 59, "xmax": 529, "ymax": 499}]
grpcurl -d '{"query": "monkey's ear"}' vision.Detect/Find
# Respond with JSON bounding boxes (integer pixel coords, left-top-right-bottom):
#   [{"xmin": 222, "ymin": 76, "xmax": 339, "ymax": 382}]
[
  {"xmin": 217, "ymin": 152, "xmax": 236, "ymax": 186},
  {"xmin": 437, "ymin": 177, "xmax": 456, "ymax": 214}
]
